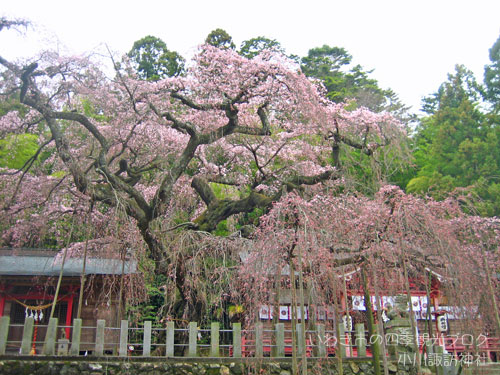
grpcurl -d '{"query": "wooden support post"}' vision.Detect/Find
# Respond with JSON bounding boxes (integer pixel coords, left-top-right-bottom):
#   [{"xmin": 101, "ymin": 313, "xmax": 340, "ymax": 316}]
[
  {"xmin": 338, "ymin": 323, "xmax": 346, "ymax": 358},
  {"xmin": 95, "ymin": 319, "xmax": 105, "ymax": 356},
  {"xmin": 119, "ymin": 319, "xmax": 128, "ymax": 357},
  {"xmin": 143, "ymin": 320, "xmax": 152, "ymax": 357},
  {"xmin": 255, "ymin": 322, "xmax": 263, "ymax": 358},
  {"xmin": 274, "ymin": 323, "xmax": 285, "ymax": 357},
  {"xmin": 0, "ymin": 316, "xmax": 10, "ymax": 355},
  {"xmin": 424, "ymin": 340, "xmax": 433, "ymax": 363},
  {"xmin": 315, "ymin": 323, "xmax": 326, "ymax": 357},
  {"xmin": 210, "ymin": 322, "xmax": 219, "ymax": 357},
  {"xmin": 70, "ymin": 318, "xmax": 82, "ymax": 355},
  {"xmin": 355, "ymin": 323, "xmax": 367, "ymax": 357},
  {"xmin": 232, "ymin": 322, "xmax": 241, "ymax": 358},
  {"xmin": 434, "ymin": 345, "xmax": 444, "ymax": 375},
  {"xmin": 20, "ymin": 317, "xmax": 34, "ymax": 355},
  {"xmin": 166, "ymin": 321, "xmax": 174, "ymax": 357},
  {"xmin": 296, "ymin": 323, "xmax": 305, "ymax": 356},
  {"xmin": 188, "ymin": 322, "xmax": 197, "ymax": 357},
  {"xmin": 42, "ymin": 317, "xmax": 58, "ymax": 355}
]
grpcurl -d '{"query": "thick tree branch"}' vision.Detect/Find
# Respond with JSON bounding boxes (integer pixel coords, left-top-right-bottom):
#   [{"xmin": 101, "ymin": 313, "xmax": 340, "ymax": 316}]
[
  {"xmin": 170, "ymin": 91, "xmax": 225, "ymax": 111},
  {"xmin": 192, "ymin": 169, "xmax": 339, "ymax": 233},
  {"xmin": 286, "ymin": 169, "xmax": 338, "ymax": 187},
  {"xmin": 149, "ymin": 103, "xmax": 196, "ymax": 137},
  {"xmin": 53, "ymin": 111, "xmax": 109, "ymax": 150},
  {"xmin": 257, "ymin": 105, "xmax": 271, "ymax": 135},
  {"xmin": 191, "ymin": 176, "xmax": 217, "ymax": 206},
  {"xmin": 193, "ymin": 191, "xmax": 273, "ymax": 232}
]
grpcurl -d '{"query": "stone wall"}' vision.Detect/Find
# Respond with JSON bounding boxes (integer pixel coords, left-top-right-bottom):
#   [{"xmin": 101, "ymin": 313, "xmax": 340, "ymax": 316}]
[{"xmin": 0, "ymin": 357, "xmax": 417, "ymax": 375}]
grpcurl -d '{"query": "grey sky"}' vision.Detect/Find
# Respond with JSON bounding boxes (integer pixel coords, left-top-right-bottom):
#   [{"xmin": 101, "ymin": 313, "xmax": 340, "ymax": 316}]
[{"xmin": 2, "ymin": 0, "xmax": 499, "ymax": 113}]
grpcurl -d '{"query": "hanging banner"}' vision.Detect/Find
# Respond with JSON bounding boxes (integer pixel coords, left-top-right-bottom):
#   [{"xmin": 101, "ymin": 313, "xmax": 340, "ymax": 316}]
[
  {"xmin": 352, "ymin": 295, "xmax": 366, "ymax": 311},
  {"xmin": 259, "ymin": 305, "xmax": 271, "ymax": 320},
  {"xmin": 419, "ymin": 296, "xmax": 429, "ymax": 311},
  {"xmin": 279, "ymin": 306, "xmax": 290, "ymax": 320},
  {"xmin": 411, "ymin": 296, "xmax": 421, "ymax": 311}
]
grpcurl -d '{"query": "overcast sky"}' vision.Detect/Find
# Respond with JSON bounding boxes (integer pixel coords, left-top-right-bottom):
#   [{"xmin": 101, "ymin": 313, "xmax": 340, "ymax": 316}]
[{"xmin": 2, "ymin": 0, "xmax": 500, "ymax": 113}]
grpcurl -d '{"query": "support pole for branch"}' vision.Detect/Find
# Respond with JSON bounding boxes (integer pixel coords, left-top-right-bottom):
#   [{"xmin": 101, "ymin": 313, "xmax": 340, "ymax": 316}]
[
  {"xmin": 273, "ymin": 267, "xmax": 281, "ymax": 325},
  {"xmin": 77, "ymin": 204, "xmax": 93, "ymax": 320},
  {"xmin": 401, "ymin": 251, "xmax": 422, "ymax": 374},
  {"xmin": 425, "ymin": 270, "xmax": 433, "ymax": 338},
  {"xmin": 297, "ymin": 238, "xmax": 308, "ymax": 375},
  {"xmin": 116, "ymin": 247, "xmax": 126, "ymax": 326},
  {"xmin": 331, "ymin": 275, "xmax": 343, "ymax": 375},
  {"xmin": 371, "ymin": 263, "xmax": 389, "ymax": 375},
  {"xmin": 361, "ymin": 266, "xmax": 382, "ymax": 375},
  {"xmin": 289, "ymin": 256, "xmax": 299, "ymax": 375},
  {"xmin": 50, "ymin": 212, "xmax": 76, "ymax": 320},
  {"xmin": 482, "ymin": 246, "xmax": 500, "ymax": 334}
]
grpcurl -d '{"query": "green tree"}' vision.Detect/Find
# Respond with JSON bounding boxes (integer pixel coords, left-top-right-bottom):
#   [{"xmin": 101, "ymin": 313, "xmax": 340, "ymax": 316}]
[
  {"xmin": 238, "ymin": 36, "xmax": 285, "ymax": 59},
  {"xmin": 484, "ymin": 34, "xmax": 500, "ymax": 112},
  {"xmin": 301, "ymin": 45, "xmax": 410, "ymax": 116},
  {"xmin": 409, "ymin": 65, "xmax": 500, "ymax": 215},
  {"xmin": 127, "ymin": 35, "xmax": 184, "ymax": 81},
  {"xmin": 204, "ymin": 28, "xmax": 235, "ymax": 49},
  {"xmin": 300, "ymin": 45, "xmax": 413, "ymax": 190}
]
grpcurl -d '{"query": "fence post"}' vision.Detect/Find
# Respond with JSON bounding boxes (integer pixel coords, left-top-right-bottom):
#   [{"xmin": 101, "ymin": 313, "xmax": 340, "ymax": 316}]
[
  {"xmin": 0, "ymin": 316, "xmax": 10, "ymax": 355},
  {"xmin": 20, "ymin": 317, "xmax": 34, "ymax": 355},
  {"xmin": 315, "ymin": 323, "xmax": 326, "ymax": 357},
  {"xmin": 119, "ymin": 319, "xmax": 128, "ymax": 357},
  {"xmin": 69, "ymin": 318, "xmax": 82, "ymax": 355},
  {"xmin": 232, "ymin": 322, "xmax": 242, "ymax": 358},
  {"xmin": 210, "ymin": 322, "xmax": 220, "ymax": 357},
  {"xmin": 166, "ymin": 321, "xmax": 174, "ymax": 357},
  {"xmin": 338, "ymin": 323, "xmax": 346, "ymax": 358},
  {"xmin": 274, "ymin": 323, "xmax": 285, "ymax": 357},
  {"xmin": 434, "ymin": 345, "xmax": 444, "ymax": 375},
  {"xmin": 188, "ymin": 322, "xmax": 197, "ymax": 357},
  {"xmin": 143, "ymin": 320, "xmax": 152, "ymax": 357},
  {"xmin": 95, "ymin": 319, "xmax": 105, "ymax": 356},
  {"xmin": 255, "ymin": 322, "xmax": 263, "ymax": 358},
  {"xmin": 42, "ymin": 317, "xmax": 58, "ymax": 355},
  {"xmin": 355, "ymin": 323, "xmax": 367, "ymax": 357},
  {"xmin": 424, "ymin": 340, "xmax": 433, "ymax": 370},
  {"xmin": 296, "ymin": 323, "xmax": 305, "ymax": 356}
]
